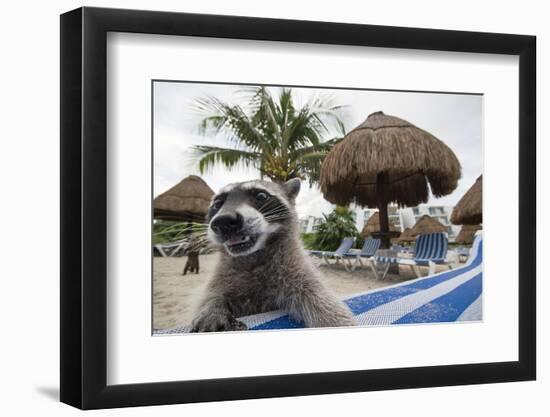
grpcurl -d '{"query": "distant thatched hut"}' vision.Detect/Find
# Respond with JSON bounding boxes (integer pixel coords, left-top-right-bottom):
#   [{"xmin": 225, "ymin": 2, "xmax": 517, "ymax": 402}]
[
  {"xmin": 320, "ymin": 111, "xmax": 461, "ymax": 247},
  {"xmin": 396, "ymin": 227, "xmax": 415, "ymax": 243},
  {"xmin": 153, "ymin": 175, "xmax": 214, "ymax": 223},
  {"xmin": 455, "ymin": 224, "xmax": 482, "ymax": 245},
  {"xmin": 451, "ymin": 175, "xmax": 482, "ymax": 225},
  {"xmin": 362, "ymin": 212, "xmax": 398, "ymax": 237},
  {"xmin": 410, "ymin": 215, "xmax": 447, "ymax": 236}
]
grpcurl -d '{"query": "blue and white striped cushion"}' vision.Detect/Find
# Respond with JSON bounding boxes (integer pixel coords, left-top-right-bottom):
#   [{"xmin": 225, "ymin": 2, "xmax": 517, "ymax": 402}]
[
  {"xmin": 343, "ymin": 238, "xmax": 380, "ymax": 258},
  {"xmin": 414, "ymin": 232, "xmax": 448, "ymax": 263},
  {"xmin": 375, "ymin": 232, "xmax": 448, "ymax": 265},
  {"xmin": 374, "ymin": 255, "xmax": 400, "ymax": 263},
  {"xmin": 334, "ymin": 237, "xmax": 355, "ymax": 256},
  {"xmin": 310, "ymin": 237, "xmax": 355, "ymax": 258}
]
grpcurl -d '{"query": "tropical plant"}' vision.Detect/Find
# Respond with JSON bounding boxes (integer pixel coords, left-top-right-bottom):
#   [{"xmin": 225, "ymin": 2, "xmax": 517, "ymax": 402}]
[
  {"xmin": 153, "ymin": 220, "xmax": 183, "ymax": 245},
  {"xmin": 153, "ymin": 221, "xmax": 210, "ymax": 250},
  {"xmin": 191, "ymin": 87, "xmax": 346, "ymax": 185},
  {"xmin": 300, "ymin": 232, "xmax": 318, "ymax": 249},
  {"xmin": 311, "ymin": 206, "xmax": 360, "ymax": 251}
]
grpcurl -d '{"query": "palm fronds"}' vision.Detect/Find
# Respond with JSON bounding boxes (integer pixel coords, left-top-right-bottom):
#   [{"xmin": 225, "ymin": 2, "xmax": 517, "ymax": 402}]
[{"xmin": 192, "ymin": 87, "xmax": 347, "ymax": 184}]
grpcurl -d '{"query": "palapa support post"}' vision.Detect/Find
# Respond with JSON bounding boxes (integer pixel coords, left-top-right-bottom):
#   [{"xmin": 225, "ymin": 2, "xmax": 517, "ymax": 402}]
[
  {"xmin": 376, "ymin": 171, "xmax": 399, "ymax": 274},
  {"xmin": 376, "ymin": 172, "xmax": 390, "ymax": 249}
]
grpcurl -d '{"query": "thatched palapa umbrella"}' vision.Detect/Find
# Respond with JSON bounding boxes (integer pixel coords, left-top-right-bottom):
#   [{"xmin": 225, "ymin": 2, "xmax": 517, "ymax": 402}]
[
  {"xmin": 455, "ymin": 224, "xmax": 482, "ymax": 245},
  {"xmin": 409, "ymin": 215, "xmax": 447, "ymax": 236},
  {"xmin": 153, "ymin": 175, "xmax": 214, "ymax": 223},
  {"xmin": 320, "ymin": 111, "xmax": 461, "ymax": 248},
  {"xmin": 362, "ymin": 212, "xmax": 398, "ymax": 238},
  {"xmin": 451, "ymin": 175, "xmax": 482, "ymax": 225},
  {"xmin": 396, "ymin": 227, "xmax": 415, "ymax": 243}
]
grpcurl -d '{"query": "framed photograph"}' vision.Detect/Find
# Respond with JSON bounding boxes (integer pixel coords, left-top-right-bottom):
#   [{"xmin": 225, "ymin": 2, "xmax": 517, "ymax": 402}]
[{"xmin": 60, "ymin": 7, "xmax": 536, "ymax": 409}]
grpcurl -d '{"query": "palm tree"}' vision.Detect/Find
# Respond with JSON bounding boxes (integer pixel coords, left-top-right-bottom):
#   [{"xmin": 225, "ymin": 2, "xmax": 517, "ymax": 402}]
[{"xmin": 191, "ymin": 87, "xmax": 346, "ymax": 186}]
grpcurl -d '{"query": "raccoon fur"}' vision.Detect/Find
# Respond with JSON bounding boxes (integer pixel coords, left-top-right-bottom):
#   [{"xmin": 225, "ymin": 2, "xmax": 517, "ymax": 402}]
[{"xmin": 190, "ymin": 178, "xmax": 357, "ymax": 332}]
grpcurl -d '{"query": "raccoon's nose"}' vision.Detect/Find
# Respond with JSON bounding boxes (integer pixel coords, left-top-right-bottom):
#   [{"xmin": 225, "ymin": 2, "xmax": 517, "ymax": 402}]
[{"xmin": 211, "ymin": 212, "xmax": 244, "ymax": 236}]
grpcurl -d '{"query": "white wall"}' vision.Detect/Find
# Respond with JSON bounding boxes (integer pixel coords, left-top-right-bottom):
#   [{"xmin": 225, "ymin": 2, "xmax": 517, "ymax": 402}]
[{"xmin": 0, "ymin": 0, "xmax": 545, "ymax": 416}]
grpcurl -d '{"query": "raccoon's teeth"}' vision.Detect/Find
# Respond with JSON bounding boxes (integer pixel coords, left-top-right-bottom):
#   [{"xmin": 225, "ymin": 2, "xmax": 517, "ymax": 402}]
[{"xmin": 226, "ymin": 235, "xmax": 250, "ymax": 245}]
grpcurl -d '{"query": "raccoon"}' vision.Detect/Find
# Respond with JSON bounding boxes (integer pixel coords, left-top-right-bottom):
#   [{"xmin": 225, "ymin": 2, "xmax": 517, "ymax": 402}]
[
  {"xmin": 190, "ymin": 178, "xmax": 357, "ymax": 332},
  {"xmin": 182, "ymin": 252, "xmax": 199, "ymax": 275}
]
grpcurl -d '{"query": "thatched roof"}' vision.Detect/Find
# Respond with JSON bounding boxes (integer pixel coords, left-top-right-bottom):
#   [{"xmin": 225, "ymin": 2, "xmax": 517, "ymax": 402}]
[
  {"xmin": 451, "ymin": 175, "xmax": 482, "ymax": 225},
  {"xmin": 153, "ymin": 175, "xmax": 214, "ymax": 223},
  {"xmin": 410, "ymin": 215, "xmax": 447, "ymax": 236},
  {"xmin": 320, "ymin": 111, "xmax": 461, "ymax": 207},
  {"xmin": 362, "ymin": 212, "xmax": 398, "ymax": 237},
  {"xmin": 396, "ymin": 227, "xmax": 415, "ymax": 243},
  {"xmin": 455, "ymin": 224, "xmax": 482, "ymax": 244}
]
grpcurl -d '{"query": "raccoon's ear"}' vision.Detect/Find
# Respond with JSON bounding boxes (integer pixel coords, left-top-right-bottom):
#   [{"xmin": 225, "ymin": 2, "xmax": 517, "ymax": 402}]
[{"xmin": 283, "ymin": 178, "xmax": 301, "ymax": 201}]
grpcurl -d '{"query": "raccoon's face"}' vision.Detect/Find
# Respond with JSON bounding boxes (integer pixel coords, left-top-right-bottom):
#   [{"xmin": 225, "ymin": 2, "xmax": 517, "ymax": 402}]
[{"xmin": 207, "ymin": 178, "xmax": 301, "ymax": 257}]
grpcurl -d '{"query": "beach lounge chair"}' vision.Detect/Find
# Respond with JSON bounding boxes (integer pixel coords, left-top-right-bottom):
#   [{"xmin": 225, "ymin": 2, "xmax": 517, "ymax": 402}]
[
  {"xmin": 391, "ymin": 244, "xmax": 404, "ymax": 253},
  {"xmin": 457, "ymin": 247, "xmax": 470, "ymax": 262},
  {"xmin": 342, "ymin": 238, "xmax": 381, "ymax": 272},
  {"xmin": 153, "ymin": 238, "xmax": 187, "ymax": 257},
  {"xmin": 153, "ymin": 233, "xmax": 483, "ymax": 334},
  {"xmin": 309, "ymin": 237, "xmax": 355, "ymax": 266},
  {"xmin": 374, "ymin": 232, "xmax": 451, "ymax": 280}
]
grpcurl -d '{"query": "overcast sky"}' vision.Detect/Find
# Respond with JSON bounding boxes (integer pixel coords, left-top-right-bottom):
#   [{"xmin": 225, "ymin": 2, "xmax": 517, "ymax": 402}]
[{"xmin": 153, "ymin": 81, "xmax": 482, "ymax": 218}]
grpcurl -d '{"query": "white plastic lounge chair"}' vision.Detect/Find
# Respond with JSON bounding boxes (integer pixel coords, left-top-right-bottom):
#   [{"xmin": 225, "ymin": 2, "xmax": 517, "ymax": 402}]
[
  {"xmin": 395, "ymin": 245, "xmax": 414, "ymax": 255},
  {"xmin": 342, "ymin": 238, "xmax": 381, "ymax": 272},
  {"xmin": 154, "ymin": 233, "xmax": 483, "ymax": 334},
  {"xmin": 391, "ymin": 244, "xmax": 404, "ymax": 252},
  {"xmin": 309, "ymin": 237, "xmax": 355, "ymax": 266},
  {"xmin": 153, "ymin": 238, "xmax": 187, "ymax": 257},
  {"xmin": 374, "ymin": 232, "xmax": 452, "ymax": 280},
  {"xmin": 457, "ymin": 247, "xmax": 470, "ymax": 262}
]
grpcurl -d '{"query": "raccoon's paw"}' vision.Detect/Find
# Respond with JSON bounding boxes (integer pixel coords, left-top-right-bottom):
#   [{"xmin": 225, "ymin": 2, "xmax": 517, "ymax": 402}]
[
  {"xmin": 329, "ymin": 306, "xmax": 358, "ymax": 327},
  {"xmin": 190, "ymin": 312, "xmax": 248, "ymax": 333},
  {"xmin": 338, "ymin": 314, "xmax": 358, "ymax": 327}
]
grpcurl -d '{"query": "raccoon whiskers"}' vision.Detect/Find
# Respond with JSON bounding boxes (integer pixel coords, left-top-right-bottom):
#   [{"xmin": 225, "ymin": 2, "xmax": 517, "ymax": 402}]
[
  {"xmin": 257, "ymin": 199, "xmax": 287, "ymax": 213},
  {"xmin": 262, "ymin": 206, "xmax": 290, "ymax": 218},
  {"xmin": 257, "ymin": 198, "xmax": 279, "ymax": 210},
  {"xmin": 260, "ymin": 206, "xmax": 289, "ymax": 218},
  {"xmin": 263, "ymin": 214, "xmax": 290, "ymax": 222},
  {"xmin": 185, "ymin": 235, "xmax": 216, "ymax": 252}
]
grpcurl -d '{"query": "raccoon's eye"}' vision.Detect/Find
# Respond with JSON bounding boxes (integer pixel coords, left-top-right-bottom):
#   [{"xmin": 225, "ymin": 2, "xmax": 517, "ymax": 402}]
[
  {"xmin": 211, "ymin": 199, "xmax": 223, "ymax": 210},
  {"xmin": 255, "ymin": 191, "xmax": 269, "ymax": 202}
]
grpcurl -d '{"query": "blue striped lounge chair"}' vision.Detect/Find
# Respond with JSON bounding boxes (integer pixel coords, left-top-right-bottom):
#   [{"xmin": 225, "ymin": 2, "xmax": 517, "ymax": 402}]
[
  {"xmin": 342, "ymin": 238, "xmax": 381, "ymax": 272},
  {"xmin": 374, "ymin": 232, "xmax": 452, "ymax": 280},
  {"xmin": 309, "ymin": 237, "xmax": 355, "ymax": 266},
  {"xmin": 153, "ymin": 233, "xmax": 483, "ymax": 334}
]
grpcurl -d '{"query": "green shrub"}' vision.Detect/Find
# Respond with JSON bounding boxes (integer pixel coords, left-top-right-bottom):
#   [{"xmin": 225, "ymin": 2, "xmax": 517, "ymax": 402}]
[
  {"xmin": 300, "ymin": 232, "xmax": 317, "ymax": 249},
  {"xmin": 309, "ymin": 206, "xmax": 361, "ymax": 251}
]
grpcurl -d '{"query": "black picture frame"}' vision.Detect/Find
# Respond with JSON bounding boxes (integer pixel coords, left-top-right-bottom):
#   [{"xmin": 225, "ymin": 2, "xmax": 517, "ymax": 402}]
[{"xmin": 60, "ymin": 6, "xmax": 536, "ymax": 410}]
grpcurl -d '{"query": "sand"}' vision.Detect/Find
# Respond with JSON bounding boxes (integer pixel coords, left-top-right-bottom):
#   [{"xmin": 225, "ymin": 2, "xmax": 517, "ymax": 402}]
[{"xmin": 153, "ymin": 251, "xmax": 459, "ymax": 331}]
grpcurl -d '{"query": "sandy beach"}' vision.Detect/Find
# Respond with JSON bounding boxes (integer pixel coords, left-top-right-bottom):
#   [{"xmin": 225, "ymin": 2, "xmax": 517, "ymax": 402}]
[{"xmin": 153, "ymin": 252, "xmax": 460, "ymax": 331}]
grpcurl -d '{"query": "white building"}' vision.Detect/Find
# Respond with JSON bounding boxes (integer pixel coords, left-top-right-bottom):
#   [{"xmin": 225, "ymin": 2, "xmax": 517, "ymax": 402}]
[
  {"xmin": 400, "ymin": 205, "xmax": 460, "ymax": 240},
  {"xmin": 301, "ymin": 203, "xmax": 460, "ymax": 241},
  {"xmin": 352, "ymin": 203, "xmax": 460, "ymax": 241},
  {"xmin": 352, "ymin": 203, "xmax": 402, "ymax": 233},
  {"xmin": 299, "ymin": 215, "xmax": 324, "ymax": 233}
]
